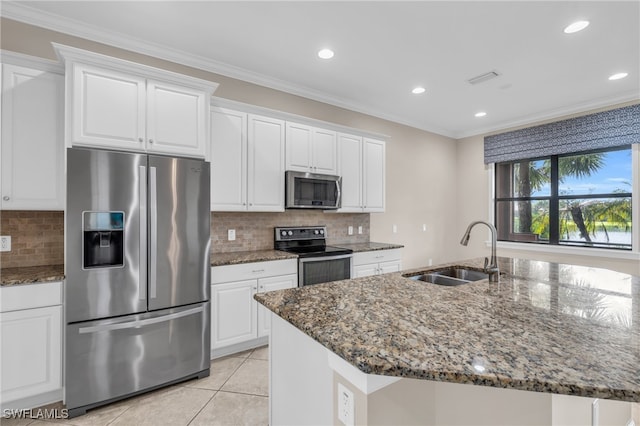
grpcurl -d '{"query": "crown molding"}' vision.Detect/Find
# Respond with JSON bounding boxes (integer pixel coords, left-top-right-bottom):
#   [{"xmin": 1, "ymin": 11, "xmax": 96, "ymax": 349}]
[
  {"xmin": 454, "ymin": 91, "xmax": 640, "ymax": 140},
  {"xmin": 0, "ymin": 49, "xmax": 63, "ymax": 73},
  {"xmin": 1, "ymin": 2, "xmax": 457, "ymax": 138},
  {"xmin": 4, "ymin": 2, "xmax": 637, "ymax": 141}
]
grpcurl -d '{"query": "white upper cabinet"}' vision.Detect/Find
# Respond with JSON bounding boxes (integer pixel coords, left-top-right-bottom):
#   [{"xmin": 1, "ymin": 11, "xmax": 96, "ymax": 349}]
[
  {"xmin": 210, "ymin": 108, "xmax": 284, "ymax": 212},
  {"xmin": 70, "ymin": 64, "xmax": 146, "ymax": 151},
  {"xmin": 337, "ymin": 133, "xmax": 363, "ymax": 212},
  {"xmin": 285, "ymin": 122, "xmax": 337, "ymax": 174},
  {"xmin": 145, "ymin": 80, "xmax": 208, "ymax": 156},
  {"xmin": 338, "ymin": 133, "xmax": 386, "ymax": 212},
  {"xmin": 56, "ymin": 44, "xmax": 217, "ymax": 159},
  {"xmin": 1, "ymin": 64, "xmax": 65, "ymax": 210},
  {"xmin": 363, "ymin": 138, "xmax": 386, "ymax": 212},
  {"xmin": 210, "ymin": 108, "xmax": 247, "ymax": 211},
  {"xmin": 247, "ymin": 114, "xmax": 286, "ymax": 211}
]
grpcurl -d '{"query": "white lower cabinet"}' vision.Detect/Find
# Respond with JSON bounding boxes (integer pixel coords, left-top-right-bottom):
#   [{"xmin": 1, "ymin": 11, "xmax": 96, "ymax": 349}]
[
  {"xmin": 211, "ymin": 259, "xmax": 297, "ymax": 356},
  {"xmin": 0, "ymin": 282, "xmax": 62, "ymax": 409},
  {"xmin": 353, "ymin": 249, "xmax": 402, "ymax": 278}
]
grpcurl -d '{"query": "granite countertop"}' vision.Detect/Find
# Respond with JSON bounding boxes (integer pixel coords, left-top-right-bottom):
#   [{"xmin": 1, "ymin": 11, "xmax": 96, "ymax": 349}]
[
  {"xmin": 1, "ymin": 264, "xmax": 65, "ymax": 286},
  {"xmin": 255, "ymin": 256, "xmax": 640, "ymax": 402},
  {"xmin": 211, "ymin": 250, "xmax": 298, "ymax": 267},
  {"xmin": 333, "ymin": 242, "xmax": 404, "ymax": 252}
]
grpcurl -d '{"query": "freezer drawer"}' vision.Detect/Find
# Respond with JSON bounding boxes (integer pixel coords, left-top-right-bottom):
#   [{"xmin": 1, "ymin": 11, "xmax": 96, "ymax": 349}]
[{"xmin": 65, "ymin": 302, "xmax": 210, "ymax": 414}]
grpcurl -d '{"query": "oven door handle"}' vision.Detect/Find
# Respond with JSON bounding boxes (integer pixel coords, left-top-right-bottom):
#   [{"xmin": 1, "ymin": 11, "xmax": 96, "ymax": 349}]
[{"xmin": 298, "ymin": 253, "xmax": 353, "ymax": 263}]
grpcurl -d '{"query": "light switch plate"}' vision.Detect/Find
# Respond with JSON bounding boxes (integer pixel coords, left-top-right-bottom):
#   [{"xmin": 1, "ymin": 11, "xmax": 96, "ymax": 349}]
[
  {"xmin": 348, "ymin": 226, "xmax": 353, "ymax": 235},
  {"xmin": 227, "ymin": 229, "xmax": 236, "ymax": 241},
  {"xmin": 0, "ymin": 236, "xmax": 11, "ymax": 252}
]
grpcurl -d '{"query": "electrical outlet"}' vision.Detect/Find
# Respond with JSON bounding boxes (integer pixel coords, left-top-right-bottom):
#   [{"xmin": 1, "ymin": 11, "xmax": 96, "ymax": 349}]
[
  {"xmin": 227, "ymin": 229, "xmax": 236, "ymax": 241},
  {"xmin": 0, "ymin": 236, "xmax": 11, "ymax": 252},
  {"xmin": 392, "ymin": 224, "xmax": 398, "ymax": 234},
  {"xmin": 422, "ymin": 224, "xmax": 427, "ymax": 232},
  {"xmin": 358, "ymin": 226, "xmax": 363, "ymax": 235},
  {"xmin": 337, "ymin": 383, "xmax": 355, "ymax": 426},
  {"xmin": 427, "ymin": 258, "xmax": 433, "ymax": 266},
  {"xmin": 348, "ymin": 226, "xmax": 353, "ymax": 235}
]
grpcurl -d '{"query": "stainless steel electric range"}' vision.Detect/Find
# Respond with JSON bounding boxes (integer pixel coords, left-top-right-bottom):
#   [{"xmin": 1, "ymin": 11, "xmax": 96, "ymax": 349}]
[{"xmin": 274, "ymin": 226, "xmax": 352, "ymax": 287}]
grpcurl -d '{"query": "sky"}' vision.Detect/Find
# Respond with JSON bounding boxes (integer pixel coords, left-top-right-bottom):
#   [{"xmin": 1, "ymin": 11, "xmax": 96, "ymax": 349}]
[{"xmin": 532, "ymin": 148, "xmax": 632, "ymax": 196}]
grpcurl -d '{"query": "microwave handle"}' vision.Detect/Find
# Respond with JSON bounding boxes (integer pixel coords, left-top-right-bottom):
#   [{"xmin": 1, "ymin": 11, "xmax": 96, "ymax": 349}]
[{"xmin": 335, "ymin": 179, "xmax": 341, "ymax": 207}]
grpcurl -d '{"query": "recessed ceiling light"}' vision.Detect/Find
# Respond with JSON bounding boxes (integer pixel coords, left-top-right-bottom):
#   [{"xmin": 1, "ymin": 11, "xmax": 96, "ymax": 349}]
[
  {"xmin": 475, "ymin": 112, "xmax": 487, "ymax": 118},
  {"xmin": 563, "ymin": 20, "xmax": 589, "ymax": 34},
  {"xmin": 608, "ymin": 72, "xmax": 628, "ymax": 81},
  {"xmin": 412, "ymin": 87, "xmax": 426, "ymax": 94},
  {"xmin": 317, "ymin": 48, "xmax": 334, "ymax": 59}
]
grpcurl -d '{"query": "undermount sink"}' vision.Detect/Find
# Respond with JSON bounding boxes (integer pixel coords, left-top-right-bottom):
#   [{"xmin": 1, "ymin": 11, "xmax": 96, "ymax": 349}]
[{"xmin": 403, "ymin": 267, "xmax": 489, "ymax": 286}]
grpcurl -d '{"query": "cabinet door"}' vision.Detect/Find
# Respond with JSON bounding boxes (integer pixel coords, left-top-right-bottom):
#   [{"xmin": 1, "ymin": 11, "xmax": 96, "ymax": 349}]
[
  {"xmin": 337, "ymin": 133, "xmax": 363, "ymax": 212},
  {"xmin": 0, "ymin": 305, "xmax": 62, "ymax": 404},
  {"xmin": 363, "ymin": 138, "xmax": 386, "ymax": 212},
  {"xmin": 257, "ymin": 274, "xmax": 297, "ymax": 337},
  {"xmin": 1, "ymin": 65, "xmax": 65, "ymax": 210},
  {"xmin": 312, "ymin": 128, "xmax": 337, "ymax": 174},
  {"xmin": 70, "ymin": 63, "xmax": 146, "ymax": 151},
  {"xmin": 211, "ymin": 280, "xmax": 258, "ymax": 349},
  {"xmin": 380, "ymin": 260, "xmax": 401, "ymax": 275},
  {"xmin": 285, "ymin": 122, "xmax": 312, "ymax": 172},
  {"xmin": 248, "ymin": 114, "xmax": 285, "ymax": 211},
  {"xmin": 146, "ymin": 80, "xmax": 207, "ymax": 158},
  {"xmin": 211, "ymin": 108, "xmax": 247, "ymax": 211},
  {"xmin": 353, "ymin": 263, "xmax": 379, "ymax": 278}
]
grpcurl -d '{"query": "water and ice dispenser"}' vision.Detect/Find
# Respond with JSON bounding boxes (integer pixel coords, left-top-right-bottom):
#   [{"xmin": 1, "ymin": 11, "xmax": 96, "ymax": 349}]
[{"xmin": 83, "ymin": 212, "xmax": 124, "ymax": 269}]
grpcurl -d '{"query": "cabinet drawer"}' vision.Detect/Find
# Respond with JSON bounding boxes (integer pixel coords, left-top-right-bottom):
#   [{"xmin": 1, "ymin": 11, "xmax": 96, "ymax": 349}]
[
  {"xmin": 352, "ymin": 249, "xmax": 402, "ymax": 266},
  {"xmin": 0, "ymin": 281, "xmax": 63, "ymax": 313},
  {"xmin": 212, "ymin": 259, "xmax": 297, "ymax": 285}
]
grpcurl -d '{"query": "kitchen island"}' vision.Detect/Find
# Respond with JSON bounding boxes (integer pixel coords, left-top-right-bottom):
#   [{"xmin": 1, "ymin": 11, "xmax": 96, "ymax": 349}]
[{"xmin": 255, "ymin": 257, "xmax": 639, "ymax": 425}]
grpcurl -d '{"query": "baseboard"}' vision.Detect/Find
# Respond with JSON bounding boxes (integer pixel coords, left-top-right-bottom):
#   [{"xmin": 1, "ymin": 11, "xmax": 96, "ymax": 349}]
[
  {"xmin": 0, "ymin": 388, "xmax": 62, "ymax": 411},
  {"xmin": 211, "ymin": 337, "xmax": 268, "ymax": 359}
]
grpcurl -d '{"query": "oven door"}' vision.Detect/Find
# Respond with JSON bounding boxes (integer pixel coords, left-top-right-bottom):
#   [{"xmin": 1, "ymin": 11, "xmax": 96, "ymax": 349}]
[{"xmin": 298, "ymin": 254, "xmax": 352, "ymax": 286}]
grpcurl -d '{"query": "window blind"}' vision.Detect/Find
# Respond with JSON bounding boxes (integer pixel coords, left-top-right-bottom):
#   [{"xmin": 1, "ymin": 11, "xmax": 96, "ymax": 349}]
[{"xmin": 484, "ymin": 104, "xmax": 640, "ymax": 164}]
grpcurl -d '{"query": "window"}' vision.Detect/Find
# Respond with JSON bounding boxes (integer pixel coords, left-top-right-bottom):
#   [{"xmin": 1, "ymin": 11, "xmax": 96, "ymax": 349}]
[{"xmin": 495, "ymin": 146, "xmax": 632, "ymax": 250}]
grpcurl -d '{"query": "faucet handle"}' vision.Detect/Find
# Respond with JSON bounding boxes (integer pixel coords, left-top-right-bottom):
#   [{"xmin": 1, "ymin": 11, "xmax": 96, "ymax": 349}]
[{"xmin": 483, "ymin": 257, "xmax": 489, "ymax": 271}]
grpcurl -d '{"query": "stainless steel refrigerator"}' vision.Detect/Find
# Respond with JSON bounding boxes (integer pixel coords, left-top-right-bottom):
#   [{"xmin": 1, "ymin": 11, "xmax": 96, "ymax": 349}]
[{"xmin": 65, "ymin": 147, "xmax": 211, "ymax": 417}]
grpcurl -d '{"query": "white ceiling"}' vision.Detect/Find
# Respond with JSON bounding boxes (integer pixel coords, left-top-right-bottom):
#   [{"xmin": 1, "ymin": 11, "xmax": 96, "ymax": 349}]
[{"xmin": 3, "ymin": 1, "xmax": 639, "ymax": 138}]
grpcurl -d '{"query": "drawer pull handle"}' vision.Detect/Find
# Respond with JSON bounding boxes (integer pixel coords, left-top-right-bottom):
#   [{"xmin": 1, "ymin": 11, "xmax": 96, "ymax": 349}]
[{"xmin": 252, "ymin": 269, "xmax": 265, "ymax": 273}]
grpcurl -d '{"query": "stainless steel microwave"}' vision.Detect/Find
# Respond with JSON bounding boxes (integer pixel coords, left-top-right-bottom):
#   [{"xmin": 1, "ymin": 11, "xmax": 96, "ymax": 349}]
[{"xmin": 285, "ymin": 171, "xmax": 342, "ymax": 209}]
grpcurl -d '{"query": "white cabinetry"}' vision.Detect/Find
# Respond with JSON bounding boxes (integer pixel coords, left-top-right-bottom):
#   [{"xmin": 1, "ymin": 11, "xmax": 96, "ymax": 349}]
[
  {"xmin": 211, "ymin": 259, "xmax": 297, "ymax": 356},
  {"xmin": 353, "ymin": 249, "xmax": 402, "ymax": 278},
  {"xmin": 211, "ymin": 108, "xmax": 285, "ymax": 211},
  {"xmin": 1, "ymin": 64, "xmax": 64, "ymax": 210},
  {"xmin": 286, "ymin": 122, "xmax": 337, "ymax": 174},
  {"xmin": 338, "ymin": 134, "xmax": 385, "ymax": 212},
  {"xmin": 0, "ymin": 281, "xmax": 62, "ymax": 409},
  {"xmin": 56, "ymin": 44, "xmax": 216, "ymax": 158}
]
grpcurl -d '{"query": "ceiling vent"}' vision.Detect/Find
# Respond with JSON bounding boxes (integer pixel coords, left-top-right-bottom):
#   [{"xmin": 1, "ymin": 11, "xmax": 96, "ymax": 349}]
[{"xmin": 467, "ymin": 71, "xmax": 500, "ymax": 85}]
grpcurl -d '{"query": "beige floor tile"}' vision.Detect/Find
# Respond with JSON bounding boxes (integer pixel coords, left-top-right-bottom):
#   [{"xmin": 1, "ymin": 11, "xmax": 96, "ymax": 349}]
[
  {"xmin": 221, "ymin": 359, "xmax": 269, "ymax": 396},
  {"xmin": 185, "ymin": 357, "xmax": 245, "ymax": 391},
  {"xmin": 0, "ymin": 416, "xmax": 37, "ymax": 426},
  {"xmin": 249, "ymin": 345, "xmax": 269, "ymax": 361},
  {"xmin": 63, "ymin": 400, "xmax": 131, "ymax": 426},
  {"xmin": 107, "ymin": 386, "xmax": 214, "ymax": 426},
  {"xmin": 189, "ymin": 391, "xmax": 268, "ymax": 426}
]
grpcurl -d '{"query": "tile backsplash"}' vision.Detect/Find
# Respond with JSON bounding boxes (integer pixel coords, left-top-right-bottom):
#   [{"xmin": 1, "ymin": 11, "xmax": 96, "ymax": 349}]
[
  {"xmin": 0, "ymin": 210, "xmax": 369, "ymax": 268},
  {"xmin": 212, "ymin": 211, "xmax": 369, "ymax": 253},
  {"xmin": 0, "ymin": 211, "xmax": 64, "ymax": 268}
]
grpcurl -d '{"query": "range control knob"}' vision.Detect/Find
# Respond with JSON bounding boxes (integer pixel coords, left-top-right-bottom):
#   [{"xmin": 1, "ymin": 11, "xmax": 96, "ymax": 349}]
[
  {"xmin": 314, "ymin": 230, "xmax": 319, "ymax": 235},
  {"xmin": 287, "ymin": 231, "xmax": 293, "ymax": 236},
  {"xmin": 281, "ymin": 230, "xmax": 287, "ymax": 237},
  {"xmin": 319, "ymin": 229, "xmax": 325, "ymax": 235}
]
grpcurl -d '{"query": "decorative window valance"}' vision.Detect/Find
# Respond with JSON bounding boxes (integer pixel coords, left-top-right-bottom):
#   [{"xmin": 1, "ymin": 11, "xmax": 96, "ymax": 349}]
[{"xmin": 484, "ymin": 103, "xmax": 640, "ymax": 164}]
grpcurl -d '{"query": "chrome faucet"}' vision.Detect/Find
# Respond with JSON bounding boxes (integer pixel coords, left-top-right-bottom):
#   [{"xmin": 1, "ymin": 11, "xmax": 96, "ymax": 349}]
[{"xmin": 460, "ymin": 221, "xmax": 499, "ymax": 282}]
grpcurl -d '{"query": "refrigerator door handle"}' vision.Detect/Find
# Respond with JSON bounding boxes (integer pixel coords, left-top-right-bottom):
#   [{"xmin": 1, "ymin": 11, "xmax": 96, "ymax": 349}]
[
  {"xmin": 149, "ymin": 166, "xmax": 158, "ymax": 299},
  {"xmin": 78, "ymin": 306, "xmax": 204, "ymax": 334},
  {"xmin": 139, "ymin": 165, "xmax": 147, "ymax": 301}
]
